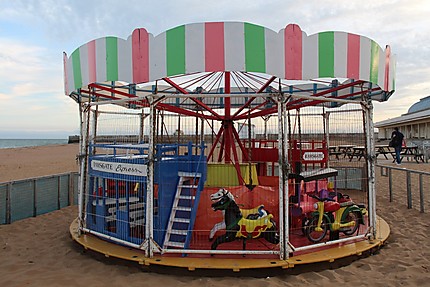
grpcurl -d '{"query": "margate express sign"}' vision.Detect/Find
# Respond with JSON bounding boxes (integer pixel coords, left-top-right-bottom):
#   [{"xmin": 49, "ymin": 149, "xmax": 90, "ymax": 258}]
[
  {"xmin": 90, "ymin": 159, "xmax": 147, "ymax": 178},
  {"xmin": 302, "ymin": 151, "xmax": 325, "ymax": 162}
]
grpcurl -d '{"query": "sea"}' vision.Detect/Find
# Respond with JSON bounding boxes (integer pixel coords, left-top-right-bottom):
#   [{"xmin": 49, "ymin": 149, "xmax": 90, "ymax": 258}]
[{"xmin": 0, "ymin": 139, "xmax": 69, "ymax": 149}]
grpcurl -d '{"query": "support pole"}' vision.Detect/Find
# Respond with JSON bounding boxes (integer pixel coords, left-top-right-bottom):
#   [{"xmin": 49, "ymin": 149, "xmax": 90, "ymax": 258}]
[
  {"xmin": 6, "ymin": 183, "xmax": 11, "ymax": 224},
  {"xmin": 388, "ymin": 168, "xmax": 393, "ymax": 202},
  {"xmin": 139, "ymin": 110, "xmax": 145, "ymax": 143},
  {"xmin": 207, "ymin": 126, "xmax": 225, "ymax": 161},
  {"xmin": 277, "ymin": 93, "xmax": 290, "ymax": 260},
  {"xmin": 224, "ymin": 72, "xmax": 231, "ymax": 163},
  {"xmin": 145, "ymin": 96, "xmax": 156, "ymax": 257},
  {"xmin": 362, "ymin": 97, "xmax": 377, "ymax": 240},
  {"xmin": 78, "ymin": 91, "xmax": 90, "ymax": 233},
  {"xmin": 419, "ymin": 174, "xmax": 424, "ymax": 212},
  {"xmin": 324, "ymin": 111, "xmax": 330, "ymax": 168},
  {"xmin": 406, "ymin": 171, "xmax": 412, "ymax": 209}
]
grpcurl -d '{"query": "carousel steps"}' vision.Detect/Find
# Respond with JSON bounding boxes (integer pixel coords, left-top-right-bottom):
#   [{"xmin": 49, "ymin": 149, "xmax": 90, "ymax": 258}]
[{"xmin": 162, "ymin": 172, "xmax": 202, "ymax": 250}]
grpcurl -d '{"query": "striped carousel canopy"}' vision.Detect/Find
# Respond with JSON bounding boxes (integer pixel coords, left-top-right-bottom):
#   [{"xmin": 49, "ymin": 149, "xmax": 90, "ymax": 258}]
[{"xmin": 63, "ymin": 22, "xmax": 396, "ymax": 108}]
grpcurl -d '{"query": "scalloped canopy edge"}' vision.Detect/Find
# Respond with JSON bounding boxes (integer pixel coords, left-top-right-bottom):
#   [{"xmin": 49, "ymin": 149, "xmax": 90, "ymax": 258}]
[{"xmin": 63, "ymin": 21, "xmax": 396, "ymax": 100}]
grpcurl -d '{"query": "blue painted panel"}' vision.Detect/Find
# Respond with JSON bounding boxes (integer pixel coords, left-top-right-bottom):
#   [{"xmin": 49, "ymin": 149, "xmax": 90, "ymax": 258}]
[
  {"xmin": 35, "ymin": 177, "xmax": 58, "ymax": 216},
  {"xmin": 335, "ymin": 167, "xmax": 363, "ymax": 190},
  {"xmin": 73, "ymin": 173, "xmax": 79, "ymax": 205},
  {"xmin": 85, "ymin": 143, "xmax": 207, "ymax": 246},
  {"xmin": 0, "ymin": 185, "xmax": 7, "ymax": 224},
  {"xmin": 336, "ymin": 169, "xmax": 347, "ymax": 189},
  {"xmin": 10, "ymin": 181, "xmax": 34, "ymax": 222},
  {"xmin": 345, "ymin": 168, "xmax": 363, "ymax": 190},
  {"xmin": 59, "ymin": 175, "xmax": 70, "ymax": 208}
]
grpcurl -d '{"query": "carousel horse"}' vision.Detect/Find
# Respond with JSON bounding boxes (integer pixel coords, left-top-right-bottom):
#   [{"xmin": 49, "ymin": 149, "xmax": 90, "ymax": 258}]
[
  {"xmin": 210, "ymin": 188, "xmax": 280, "ymax": 250},
  {"xmin": 209, "ymin": 188, "xmax": 268, "ymax": 240}
]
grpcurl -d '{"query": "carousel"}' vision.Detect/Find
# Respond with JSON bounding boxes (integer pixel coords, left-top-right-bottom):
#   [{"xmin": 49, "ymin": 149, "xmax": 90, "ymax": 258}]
[{"xmin": 66, "ymin": 22, "xmax": 393, "ymax": 271}]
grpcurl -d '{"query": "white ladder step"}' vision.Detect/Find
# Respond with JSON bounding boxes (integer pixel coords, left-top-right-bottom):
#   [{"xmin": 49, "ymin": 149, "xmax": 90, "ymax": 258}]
[
  {"xmin": 173, "ymin": 218, "xmax": 190, "ymax": 223},
  {"xmin": 179, "ymin": 195, "xmax": 195, "ymax": 200},
  {"xmin": 164, "ymin": 241, "xmax": 185, "ymax": 248},
  {"xmin": 178, "ymin": 171, "xmax": 201, "ymax": 178},
  {"xmin": 175, "ymin": 206, "xmax": 192, "ymax": 212},
  {"xmin": 178, "ymin": 184, "xmax": 198, "ymax": 189},
  {"xmin": 170, "ymin": 229, "xmax": 188, "ymax": 235}
]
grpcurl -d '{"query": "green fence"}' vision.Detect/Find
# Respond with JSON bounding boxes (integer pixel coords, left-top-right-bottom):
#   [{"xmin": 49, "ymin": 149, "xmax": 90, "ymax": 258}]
[{"xmin": 0, "ymin": 172, "xmax": 79, "ymax": 224}]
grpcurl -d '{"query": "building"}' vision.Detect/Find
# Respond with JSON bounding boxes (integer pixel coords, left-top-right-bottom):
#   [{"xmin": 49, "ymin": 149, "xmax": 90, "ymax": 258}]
[{"xmin": 375, "ymin": 96, "xmax": 430, "ymax": 141}]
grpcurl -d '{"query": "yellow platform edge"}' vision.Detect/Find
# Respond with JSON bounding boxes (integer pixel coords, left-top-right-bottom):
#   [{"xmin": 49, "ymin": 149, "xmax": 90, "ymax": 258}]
[{"xmin": 70, "ymin": 217, "xmax": 390, "ymax": 271}]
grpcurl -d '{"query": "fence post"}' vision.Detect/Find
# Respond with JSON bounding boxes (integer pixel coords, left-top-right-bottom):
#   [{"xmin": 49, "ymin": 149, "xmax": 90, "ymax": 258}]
[
  {"xmin": 68, "ymin": 173, "xmax": 74, "ymax": 206},
  {"xmin": 6, "ymin": 183, "xmax": 11, "ymax": 224},
  {"xmin": 57, "ymin": 176, "xmax": 61, "ymax": 210},
  {"xmin": 388, "ymin": 168, "xmax": 392, "ymax": 202},
  {"xmin": 33, "ymin": 179, "xmax": 37, "ymax": 217},
  {"xmin": 419, "ymin": 174, "xmax": 424, "ymax": 213},
  {"xmin": 406, "ymin": 171, "xmax": 412, "ymax": 209}
]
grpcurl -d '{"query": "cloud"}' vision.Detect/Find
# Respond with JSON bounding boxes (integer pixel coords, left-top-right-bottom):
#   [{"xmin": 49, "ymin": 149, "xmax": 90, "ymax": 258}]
[
  {"xmin": 0, "ymin": 36, "xmax": 72, "ymax": 135},
  {"xmin": 0, "ymin": 38, "xmax": 62, "ymax": 92},
  {"xmin": 0, "ymin": 0, "xmax": 429, "ymax": 137}
]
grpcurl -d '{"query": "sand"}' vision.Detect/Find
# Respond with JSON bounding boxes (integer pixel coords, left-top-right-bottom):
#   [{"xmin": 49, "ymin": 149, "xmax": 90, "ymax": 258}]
[
  {"xmin": 0, "ymin": 144, "xmax": 429, "ymax": 286},
  {"xmin": 0, "ymin": 144, "xmax": 80, "ymax": 182}
]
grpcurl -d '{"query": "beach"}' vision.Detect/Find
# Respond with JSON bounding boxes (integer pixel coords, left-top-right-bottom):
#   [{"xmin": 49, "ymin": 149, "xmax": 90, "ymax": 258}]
[
  {"xmin": 0, "ymin": 144, "xmax": 429, "ymax": 286},
  {"xmin": 0, "ymin": 144, "xmax": 80, "ymax": 182}
]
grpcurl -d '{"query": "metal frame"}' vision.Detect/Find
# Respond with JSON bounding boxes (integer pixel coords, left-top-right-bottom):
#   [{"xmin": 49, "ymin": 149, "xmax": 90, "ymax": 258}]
[{"xmin": 75, "ymin": 73, "xmax": 379, "ymax": 260}]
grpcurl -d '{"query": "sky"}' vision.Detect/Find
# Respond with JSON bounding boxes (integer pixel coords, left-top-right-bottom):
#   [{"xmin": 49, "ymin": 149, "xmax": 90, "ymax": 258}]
[{"xmin": 0, "ymin": 0, "xmax": 429, "ymax": 139}]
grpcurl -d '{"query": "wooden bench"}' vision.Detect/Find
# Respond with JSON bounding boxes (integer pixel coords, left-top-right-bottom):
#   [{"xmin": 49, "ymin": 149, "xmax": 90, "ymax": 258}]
[
  {"xmin": 400, "ymin": 152, "xmax": 425, "ymax": 163},
  {"xmin": 105, "ymin": 201, "xmax": 146, "ymax": 227}
]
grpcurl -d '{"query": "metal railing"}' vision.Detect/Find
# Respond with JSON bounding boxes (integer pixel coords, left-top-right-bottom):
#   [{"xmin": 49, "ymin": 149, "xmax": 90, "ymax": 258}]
[
  {"xmin": 377, "ymin": 164, "xmax": 429, "ymax": 212},
  {"xmin": 0, "ymin": 172, "xmax": 79, "ymax": 224}
]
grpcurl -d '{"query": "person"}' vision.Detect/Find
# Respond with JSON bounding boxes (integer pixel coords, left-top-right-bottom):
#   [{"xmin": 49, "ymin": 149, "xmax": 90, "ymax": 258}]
[{"xmin": 391, "ymin": 127, "xmax": 404, "ymax": 165}]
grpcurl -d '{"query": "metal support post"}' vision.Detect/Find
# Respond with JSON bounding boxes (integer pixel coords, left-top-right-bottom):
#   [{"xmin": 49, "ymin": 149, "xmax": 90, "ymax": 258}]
[
  {"xmin": 144, "ymin": 96, "xmax": 156, "ymax": 257},
  {"xmin": 324, "ymin": 111, "xmax": 330, "ymax": 168},
  {"xmin": 362, "ymin": 97, "xmax": 377, "ymax": 240},
  {"xmin": 78, "ymin": 97, "xmax": 89, "ymax": 233},
  {"xmin": 277, "ymin": 93, "xmax": 290, "ymax": 260},
  {"xmin": 419, "ymin": 174, "xmax": 424, "ymax": 212},
  {"xmin": 406, "ymin": 171, "xmax": 412, "ymax": 209}
]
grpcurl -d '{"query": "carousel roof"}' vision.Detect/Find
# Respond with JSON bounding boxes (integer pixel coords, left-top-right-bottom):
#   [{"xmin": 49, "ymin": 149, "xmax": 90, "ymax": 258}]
[{"xmin": 63, "ymin": 22, "xmax": 396, "ymax": 110}]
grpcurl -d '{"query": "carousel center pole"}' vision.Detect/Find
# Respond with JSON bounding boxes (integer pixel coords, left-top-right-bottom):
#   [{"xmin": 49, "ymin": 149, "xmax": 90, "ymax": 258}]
[{"xmin": 224, "ymin": 71, "xmax": 232, "ymax": 163}]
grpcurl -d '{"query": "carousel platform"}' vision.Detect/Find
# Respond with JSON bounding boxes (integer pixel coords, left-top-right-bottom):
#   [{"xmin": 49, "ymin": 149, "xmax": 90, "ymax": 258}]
[{"xmin": 70, "ymin": 216, "xmax": 390, "ymax": 272}]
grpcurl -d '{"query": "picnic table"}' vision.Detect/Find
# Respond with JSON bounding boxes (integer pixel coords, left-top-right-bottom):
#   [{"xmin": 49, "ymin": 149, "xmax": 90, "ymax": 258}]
[
  {"xmin": 375, "ymin": 145, "xmax": 392, "ymax": 160},
  {"xmin": 348, "ymin": 146, "xmax": 366, "ymax": 161},
  {"xmin": 398, "ymin": 146, "xmax": 425, "ymax": 163},
  {"xmin": 337, "ymin": 145, "xmax": 356, "ymax": 159},
  {"xmin": 328, "ymin": 144, "xmax": 425, "ymax": 163},
  {"xmin": 329, "ymin": 146, "xmax": 342, "ymax": 159},
  {"xmin": 375, "ymin": 145, "xmax": 424, "ymax": 163}
]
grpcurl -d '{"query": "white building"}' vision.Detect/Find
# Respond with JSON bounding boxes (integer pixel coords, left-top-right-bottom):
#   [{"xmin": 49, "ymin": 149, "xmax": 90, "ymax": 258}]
[{"xmin": 375, "ymin": 96, "xmax": 430, "ymax": 140}]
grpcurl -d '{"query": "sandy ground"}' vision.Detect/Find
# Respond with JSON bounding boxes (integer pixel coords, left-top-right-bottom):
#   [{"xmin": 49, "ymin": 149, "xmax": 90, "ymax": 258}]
[
  {"xmin": 0, "ymin": 144, "xmax": 80, "ymax": 182},
  {"xmin": 0, "ymin": 144, "xmax": 429, "ymax": 286}
]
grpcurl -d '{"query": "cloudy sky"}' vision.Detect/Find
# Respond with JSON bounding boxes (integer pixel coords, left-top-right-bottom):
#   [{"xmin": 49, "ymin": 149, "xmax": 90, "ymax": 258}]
[{"xmin": 0, "ymin": 0, "xmax": 429, "ymax": 138}]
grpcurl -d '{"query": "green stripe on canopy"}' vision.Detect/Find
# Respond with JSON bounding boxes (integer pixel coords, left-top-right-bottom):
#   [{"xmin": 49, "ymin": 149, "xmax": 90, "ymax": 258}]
[
  {"xmin": 244, "ymin": 23, "xmax": 265, "ymax": 73},
  {"xmin": 166, "ymin": 25, "xmax": 186, "ymax": 76},
  {"xmin": 318, "ymin": 31, "xmax": 334, "ymax": 77},
  {"xmin": 370, "ymin": 41, "xmax": 379, "ymax": 85},
  {"xmin": 106, "ymin": 37, "xmax": 118, "ymax": 81},
  {"xmin": 71, "ymin": 49, "xmax": 82, "ymax": 90}
]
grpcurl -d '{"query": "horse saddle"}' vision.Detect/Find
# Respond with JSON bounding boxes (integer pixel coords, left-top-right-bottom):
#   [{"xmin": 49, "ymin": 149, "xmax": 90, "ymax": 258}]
[
  {"xmin": 240, "ymin": 204, "xmax": 265, "ymax": 219},
  {"xmin": 236, "ymin": 214, "xmax": 274, "ymax": 239}
]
